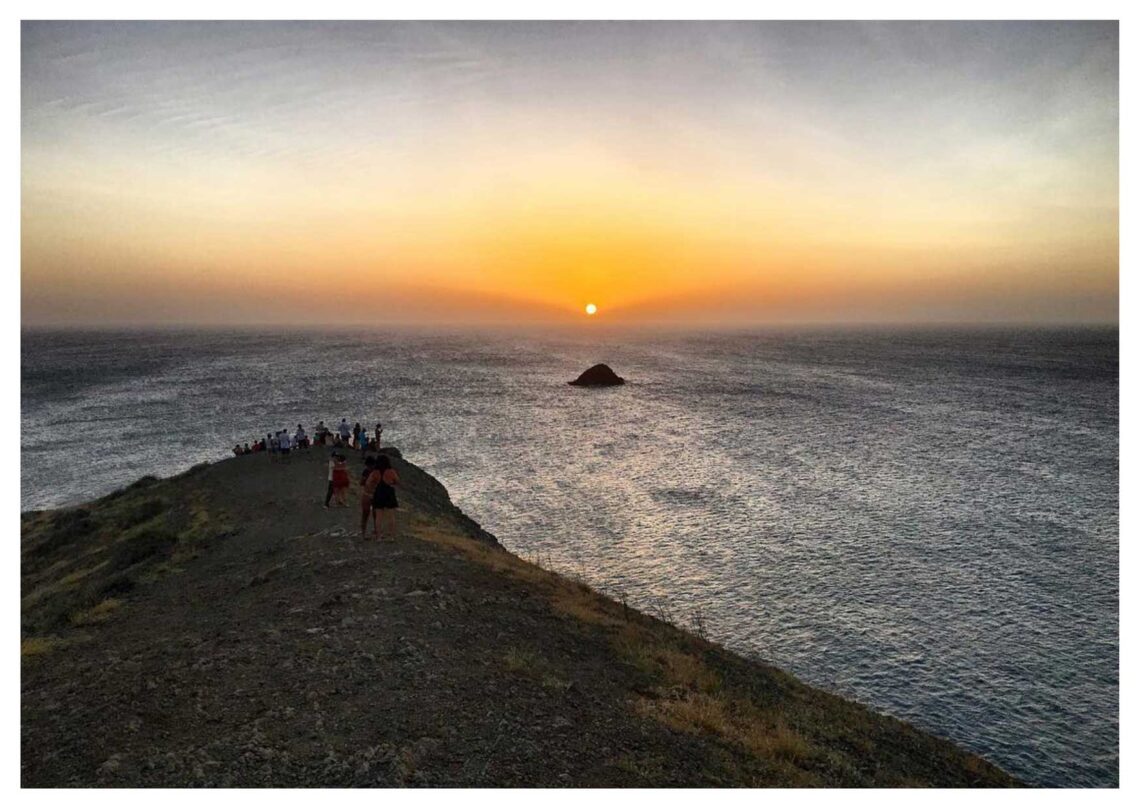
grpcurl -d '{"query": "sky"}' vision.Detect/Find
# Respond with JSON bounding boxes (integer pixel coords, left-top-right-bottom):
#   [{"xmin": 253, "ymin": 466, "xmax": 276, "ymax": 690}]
[{"xmin": 21, "ymin": 21, "xmax": 1118, "ymax": 327}]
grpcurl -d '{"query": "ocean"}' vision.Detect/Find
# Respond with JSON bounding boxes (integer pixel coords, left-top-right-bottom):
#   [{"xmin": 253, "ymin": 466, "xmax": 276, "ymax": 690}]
[{"xmin": 20, "ymin": 325, "xmax": 1118, "ymax": 786}]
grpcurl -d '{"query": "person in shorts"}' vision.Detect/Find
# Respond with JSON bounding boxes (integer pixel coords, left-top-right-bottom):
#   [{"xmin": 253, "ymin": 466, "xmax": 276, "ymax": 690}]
[
  {"xmin": 331, "ymin": 453, "xmax": 350, "ymax": 506},
  {"xmin": 360, "ymin": 456, "xmax": 380, "ymax": 539},
  {"xmin": 372, "ymin": 454, "xmax": 400, "ymax": 541}
]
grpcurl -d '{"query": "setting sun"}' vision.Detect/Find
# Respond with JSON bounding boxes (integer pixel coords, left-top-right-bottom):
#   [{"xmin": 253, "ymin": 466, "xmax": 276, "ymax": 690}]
[{"xmin": 585, "ymin": 303, "xmax": 598, "ymax": 316}]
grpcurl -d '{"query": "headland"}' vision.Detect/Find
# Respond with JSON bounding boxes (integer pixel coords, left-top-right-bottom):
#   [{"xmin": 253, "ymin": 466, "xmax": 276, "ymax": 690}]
[{"xmin": 21, "ymin": 447, "xmax": 1018, "ymax": 787}]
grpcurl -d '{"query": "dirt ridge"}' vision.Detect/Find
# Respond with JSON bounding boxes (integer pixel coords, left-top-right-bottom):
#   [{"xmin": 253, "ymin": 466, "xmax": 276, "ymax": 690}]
[{"xmin": 21, "ymin": 448, "xmax": 1020, "ymax": 787}]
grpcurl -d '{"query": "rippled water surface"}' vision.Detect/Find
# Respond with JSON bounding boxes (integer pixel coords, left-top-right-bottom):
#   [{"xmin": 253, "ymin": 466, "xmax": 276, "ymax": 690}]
[{"xmin": 21, "ymin": 326, "xmax": 1118, "ymax": 786}]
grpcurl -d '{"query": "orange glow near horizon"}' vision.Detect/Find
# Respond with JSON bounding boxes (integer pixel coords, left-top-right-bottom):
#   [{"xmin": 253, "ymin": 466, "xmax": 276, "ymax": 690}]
[{"xmin": 20, "ymin": 22, "xmax": 1119, "ymax": 327}]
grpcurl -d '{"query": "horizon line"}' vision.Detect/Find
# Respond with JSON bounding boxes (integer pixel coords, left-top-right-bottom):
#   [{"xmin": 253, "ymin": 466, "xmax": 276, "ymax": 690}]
[{"xmin": 20, "ymin": 319, "xmax": 1121, "ymax": 333}]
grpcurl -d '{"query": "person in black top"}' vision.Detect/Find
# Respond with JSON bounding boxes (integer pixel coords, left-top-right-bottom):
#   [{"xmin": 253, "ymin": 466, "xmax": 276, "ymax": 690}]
[{"xmin": 372, "ymin": 454, "xmax": 400, "ymax": 541}]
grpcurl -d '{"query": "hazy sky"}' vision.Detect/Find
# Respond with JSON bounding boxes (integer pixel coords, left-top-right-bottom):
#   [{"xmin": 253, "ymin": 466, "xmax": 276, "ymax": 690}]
[{"xmin": 22, "ymin": 21, "xmax": 1118, "ymax": 326}]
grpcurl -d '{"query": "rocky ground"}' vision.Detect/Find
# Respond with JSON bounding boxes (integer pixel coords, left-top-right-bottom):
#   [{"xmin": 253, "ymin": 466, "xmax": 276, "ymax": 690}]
[{"xmin": 21, "ymin": 448, "xmax": 1020, "ymax": 787}]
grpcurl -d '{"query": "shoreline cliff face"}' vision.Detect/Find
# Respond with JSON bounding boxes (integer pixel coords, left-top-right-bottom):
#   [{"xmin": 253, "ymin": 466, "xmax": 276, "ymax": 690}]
[{"xmin": 21, "ymin": 449, "xmax": 1019, "ymax": 787}]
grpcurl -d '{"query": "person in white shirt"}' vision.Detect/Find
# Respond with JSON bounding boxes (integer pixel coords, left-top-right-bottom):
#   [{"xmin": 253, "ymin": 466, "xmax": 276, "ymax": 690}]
[
  {"xmin": 338, "ymin": 419, "xmax": 351, "ymax": 444},
  {"xmin": 295, "ymin": 424, "xmax": 307, "ymax": 449},
  {"xmin": 324, "ymin": 452, "xmax": 336, "ymax": 508},
  {"xmin": 278, "ymin": 430, "xmax": 292, "ymax": 453}
]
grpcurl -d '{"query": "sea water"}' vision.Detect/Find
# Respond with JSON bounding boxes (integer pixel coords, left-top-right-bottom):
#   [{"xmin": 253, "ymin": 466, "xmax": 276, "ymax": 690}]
[{"xmin": 20, "ymin": 325, "xmax": 1118, "ymax": 786}]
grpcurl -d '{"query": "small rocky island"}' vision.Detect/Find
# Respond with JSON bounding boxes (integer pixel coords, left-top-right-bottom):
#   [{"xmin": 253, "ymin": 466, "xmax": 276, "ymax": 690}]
[{"xmin": 569, "ymin": 363, "xmax": 625, "ymax": 387}]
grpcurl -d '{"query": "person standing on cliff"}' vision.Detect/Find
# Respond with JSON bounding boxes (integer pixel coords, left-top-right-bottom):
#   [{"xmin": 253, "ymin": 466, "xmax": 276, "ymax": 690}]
[
  {"xmin": 360, "ymin": 456, "xmax": 381, "ymax": 539},
  {"xmin": 277, "ymin": 430, "xmax": 292, "ymax": 463},
  {"xmin": 338, "ymin": 418, "xmax": 351, "ymax": 445},
  {"xmin": 372, "ymin": 454, "xmax": 400, "ymax": 541},
  {"xmin": 323, "ymin": 451, "xmax": 337, "ymax": 509},
  {"xmin": 331, "ymin": 453, "xmax": 350, "ymax": 506}
]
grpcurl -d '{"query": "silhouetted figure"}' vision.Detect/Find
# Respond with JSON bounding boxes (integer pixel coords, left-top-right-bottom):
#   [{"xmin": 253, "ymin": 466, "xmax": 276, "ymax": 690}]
[
  {"xmin": 360, "ymin": 456, "xmax": 380, "ymax": 539},
  {"xmin": 373, "ymin": 454, "xmax": 400, "ymax": 541},
  {"xmin": 331, "ymin": 453, "xmax": 350, "ymax": 506}
]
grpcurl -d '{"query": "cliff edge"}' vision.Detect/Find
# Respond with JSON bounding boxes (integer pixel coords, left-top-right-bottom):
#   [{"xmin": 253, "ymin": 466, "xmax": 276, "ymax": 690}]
[{"xmin": 21, "ymin": 448, "xmax": 1018, "ymax": 787}]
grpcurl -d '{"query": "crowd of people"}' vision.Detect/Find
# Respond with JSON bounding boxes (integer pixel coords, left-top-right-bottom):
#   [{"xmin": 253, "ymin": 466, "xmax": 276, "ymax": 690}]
[
  {"xmin": 229, "ymin": 417, "xmax": 401, "ymax": 540},
  {"xmin": 232, "ymin": 419, "xmax": 384, "ymax": 458}
]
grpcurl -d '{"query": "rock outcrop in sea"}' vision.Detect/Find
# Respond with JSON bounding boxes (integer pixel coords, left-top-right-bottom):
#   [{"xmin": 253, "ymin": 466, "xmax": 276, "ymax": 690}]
[{"xmin": 568, "ymin": 364, "xmax": 625, "ymax": 386}]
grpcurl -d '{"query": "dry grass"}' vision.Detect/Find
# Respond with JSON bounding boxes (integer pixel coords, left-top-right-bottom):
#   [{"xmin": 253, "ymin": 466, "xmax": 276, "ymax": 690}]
[
  {"xmin": 415, "ymin": 517, "xmax": 809, "ymax": 775},
  {"xmin": 413, "ymin": 519, "xmax": 786, "ymax": 762},
  {"xmin": 412, "ymin": 520, "xmax": 631, "ymax": 636},
  {"xmin": 70, "ymin": 598, "xmax": 123, "ymax": 627},
  {"xmin": 411, "ymin": 522, "xmax": 548, "ymax": 587},
  {"xmin": 502, "ymin": 647, "xmax": 574, "ymax": 692},
  {"xmin": 549, "ymin": 582, "xmax": 622, "ymax": 627},
  {"xmin": 610, "ymin": 752, "xmax": 671, "ymax": 782},
  {"xmin": 397, "ymin": 511, "xmax": 1014, "ymax": 787},
  {"xmin": 639, "ymin": 693, "xmax": 812, "ymax": 763},
  {"xmin": 502, "ymin": 647, "xmax": 544, "ymax": 674},
  {"xmin": 58, "ymin": 561, "xmax": 109, "ymax": 587},
  {"xmin": 657, "ymin": 647, "xmax": 722, "ymax": 694},
  {"xmin": 22, "ymin": 561, "xmax": 109, "ymax": 610},
  {"xmin": 603, "ymin": 595, "xmax": 832, "ymax": 782},
  {"xmin": 21, "ymin": 637, "xmax": 58, "ymax": 657},
  {"xmin": 541, "ymin": 673, "xmax": 573, "ymax": 692}
]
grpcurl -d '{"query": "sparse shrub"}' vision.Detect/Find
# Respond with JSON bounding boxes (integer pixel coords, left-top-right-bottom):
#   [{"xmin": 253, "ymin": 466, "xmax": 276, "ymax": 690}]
[
  {"xmin": 99, "ymin": 573, "xmax": 137, "ymax": 597},
  {"xmin": 115, "ymin": 497, "xmax": 166, "ymax": 529},
  {"xmin": 25, "ymin": 509, "xmax": 99, "ymax": 559},
  {"xmin": 111, "ymin": 527, "xmax": 179, "ymax": 570},
  {"xmin": 49, "ymin": 508, "xmax": 97, "ymax": 535},
  {"xmin": 102, "ymin": 475, "xmax": 159, "ymax": 501},
  {"xmin": 690, "ymin": 608, "xmax": 708, "ymax": 640}
]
